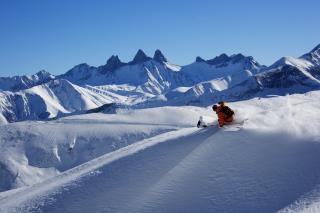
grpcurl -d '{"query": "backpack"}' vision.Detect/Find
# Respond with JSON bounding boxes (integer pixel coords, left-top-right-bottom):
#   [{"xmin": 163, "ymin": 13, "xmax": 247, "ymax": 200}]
[{"xmin": 220, "ymin": 106, "xmax": 234, "ymax": 118}]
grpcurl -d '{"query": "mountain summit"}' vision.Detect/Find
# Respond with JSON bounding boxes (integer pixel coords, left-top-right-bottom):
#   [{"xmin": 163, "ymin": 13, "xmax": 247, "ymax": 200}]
[
  {"xmin": 130, "ymin": 49, "xmax": 152, "ymax": 64},
  {"xmin": 310, "ymin": 43, "xmax": 320, "ymax": 53},
  {"xmin": 153, "ymin": 49, "xmax": 167, "ymax": 63},
  {"xmin": 301, "ymin": 43, "xmax": 320, "ymax": 65},
  {"xmin": 106, "ymin": 55, "xmax": 122, "ymax": 68},
  {"xmin": 195, "ymin": 56, "xmax": 206, "ymax": 63},
  {"xmin": 99, "ymin": 55, "xmax": 124, "ymax": 74},
  {"xmin": 206, "ymin": 53, "xmax": 230, "ymax": 65}
]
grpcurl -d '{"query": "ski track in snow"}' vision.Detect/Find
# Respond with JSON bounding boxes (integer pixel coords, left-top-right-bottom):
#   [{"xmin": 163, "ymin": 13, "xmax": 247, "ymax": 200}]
[{"xmin": 0, "ymin": 127, "xmax": 200, "ymax": 212}]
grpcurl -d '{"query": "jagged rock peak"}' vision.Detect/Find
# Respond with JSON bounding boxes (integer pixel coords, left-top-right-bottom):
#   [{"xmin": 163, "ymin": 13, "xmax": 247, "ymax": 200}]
[
  {"xmin": 196, "ymin": 56, "xmax": 206, "ymax": 63},
  {"xmin": 300, "ymin": 43, "xmax": 320, "ymax": 65},
  {"xmin": 230, "ymin": 53, "xmax": 247, "ymax": 64},
  {"xmin": 207, "ymin": 53, "xmax": 230, "ymax": 65},
  {"xmin": 106, "ymin": 55, "xmax": 122, "ymax": 67},
  {"xmin": 35, "ymin": 70, "xmax": 51, "ymax": 77},
  {"xmin": 310, "ymin": 43, "xmax": 320, "ymax": 53},
  {"xmin": 99, "ymin": 55, "xmax": 125, "ymax": 74},
  {"xmin": 231, "ymin": 53, "xmax": 245, "ymax": 60},
  {"xmin": 130, "ymin": 49, "xmax": 151, "ymax": 64},
  {"xmin": 153, "ymin": 49, "xmax": 167, "ymax": 63}
]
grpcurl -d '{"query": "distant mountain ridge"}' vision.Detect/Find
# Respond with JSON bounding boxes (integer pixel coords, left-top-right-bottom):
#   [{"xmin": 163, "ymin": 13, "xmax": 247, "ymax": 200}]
[
  {"xmin": 153, "ymin": 44, "xmax": 320, "ymax": 106},
  {"xmin": 0, "ymin": 44, "xmax": 319, "ymax": 122},
  {"xmin": 59, "ymin": 49, "xmax": 264, "ymax": 96},
  {"xmin": 0, "ymin": 70, "xmax": 54, "ymax": 92},
  {"xmin": 0, "ymin": 49, "xmax": 264, "ymax": 92}
]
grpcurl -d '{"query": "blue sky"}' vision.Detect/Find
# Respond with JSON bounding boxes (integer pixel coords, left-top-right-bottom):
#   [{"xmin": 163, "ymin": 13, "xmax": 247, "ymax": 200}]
[{"xmin": 0, "ymin": 0, "xmax": 319, "ymax": 76}]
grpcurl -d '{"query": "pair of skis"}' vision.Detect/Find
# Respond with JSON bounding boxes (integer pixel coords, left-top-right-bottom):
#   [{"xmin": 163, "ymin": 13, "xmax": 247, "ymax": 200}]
[{"xmin": 196, "ymin": 116, "xmax": 248, "ymax": 129}]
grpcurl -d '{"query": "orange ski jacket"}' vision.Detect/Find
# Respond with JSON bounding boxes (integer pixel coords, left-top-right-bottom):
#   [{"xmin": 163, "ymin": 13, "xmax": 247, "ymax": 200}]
[{"xmin": 215, "ymin": 106, "xmax": 234, "ymax": 127}]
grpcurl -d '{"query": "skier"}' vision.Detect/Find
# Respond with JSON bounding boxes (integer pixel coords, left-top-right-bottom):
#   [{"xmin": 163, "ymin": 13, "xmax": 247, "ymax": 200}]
[{"xmin": 212, "ymin": 101, "xmax": 234, "ymax": 127}]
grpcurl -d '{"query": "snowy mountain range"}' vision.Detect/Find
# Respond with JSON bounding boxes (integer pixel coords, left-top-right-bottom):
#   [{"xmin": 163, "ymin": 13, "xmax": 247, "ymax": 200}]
[
  {"xmin": 146, "ymin": 44, "xmax": 320, "ymax": 106},
  {"xmin": 0, "ymin": 44, "xmax": 320, "ymax": 123}
]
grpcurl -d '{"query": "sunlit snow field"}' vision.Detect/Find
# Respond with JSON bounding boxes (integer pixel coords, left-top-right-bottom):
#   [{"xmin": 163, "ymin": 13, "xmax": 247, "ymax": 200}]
[{"xmin": 1, "ymin": 91, "xmax": 320, "ymax": 212}]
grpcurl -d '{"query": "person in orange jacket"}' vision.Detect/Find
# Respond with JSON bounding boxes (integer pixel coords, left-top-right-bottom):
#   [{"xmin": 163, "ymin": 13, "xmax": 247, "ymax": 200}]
[{"xmin": 212, "ymin": 101, "xmax": 234, "ymax": 127}]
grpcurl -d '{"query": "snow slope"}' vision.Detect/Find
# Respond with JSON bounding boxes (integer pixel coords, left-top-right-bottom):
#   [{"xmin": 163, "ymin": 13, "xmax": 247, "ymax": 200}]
[
  {"xmin": 0, "ymin": 113, "xmax": 7, "ymax": 124},
  {"xmin": 1, "ymin": 91, "xmax": 320, "ymax": 212},
  {"xmin": 0, "ymin": 79, "xmax": 115, "ymax": 122},
  {"xmin": 0, "ymin": 106, "xmax": 202, "ymax": 192}
]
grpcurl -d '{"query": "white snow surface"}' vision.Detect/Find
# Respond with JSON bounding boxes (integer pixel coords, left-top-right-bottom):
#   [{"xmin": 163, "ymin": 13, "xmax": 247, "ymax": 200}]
[
  {"xmin": 0, "ymin": 113, "xmax": 7, "ymax": 124},
  {"xmin": 1, "ymin": 91, "xmax": 320, "ymax": 212},
  {"xmin": 164, "ymin": 62, "xmax": 181, "ymax": 71},
  {"xmin": 270, "ymin": 56, "xmax": 314, "ymax": 71},
  {"xmin": 0, "ymin": 106, "xmax": 200, "ymax": 192}
]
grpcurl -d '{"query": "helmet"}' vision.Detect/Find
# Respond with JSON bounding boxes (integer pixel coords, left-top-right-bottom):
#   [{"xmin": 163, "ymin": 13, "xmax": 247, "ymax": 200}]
[
  {"xmin": 218, "ymin": 101, "xmax": 225, "ymax": 106},
  {"xmin": 212, "ymin": 105, "xmax": 218, "ymax": 111}
]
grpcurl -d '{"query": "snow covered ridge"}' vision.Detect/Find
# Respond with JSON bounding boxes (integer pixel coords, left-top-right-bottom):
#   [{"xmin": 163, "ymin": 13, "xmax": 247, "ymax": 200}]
[
  {"xmin": 301, "ymin": 43, "xmax": 320, "ymax": 66},
  {"xmin": 0, "ymin": 79, "xmax": 114, "ymax": 122},
  {"xmin": 0, "ymin": 113, "xmax": 7, "ymax": 124},
  {"xmin": 0, "ymin": 70, "xmax": 54, "ymax": 92}
]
